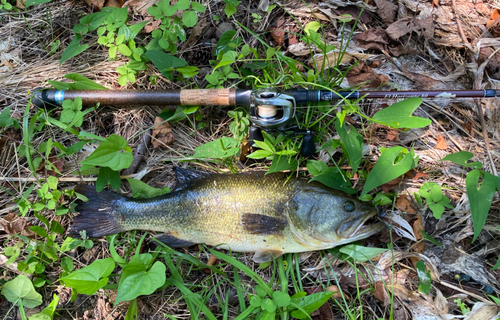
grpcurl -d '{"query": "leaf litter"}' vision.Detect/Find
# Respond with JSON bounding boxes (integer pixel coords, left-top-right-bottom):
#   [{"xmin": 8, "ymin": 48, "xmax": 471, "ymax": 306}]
[{"xmin": 0, "ymin": 0, "xmax": 500, "ymax": 319}]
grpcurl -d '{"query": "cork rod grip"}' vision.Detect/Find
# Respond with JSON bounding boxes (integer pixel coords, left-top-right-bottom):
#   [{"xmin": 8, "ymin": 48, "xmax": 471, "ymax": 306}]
[{"xmin": 180, "ymin": 89, "xmax": 236, "ymax": 106}]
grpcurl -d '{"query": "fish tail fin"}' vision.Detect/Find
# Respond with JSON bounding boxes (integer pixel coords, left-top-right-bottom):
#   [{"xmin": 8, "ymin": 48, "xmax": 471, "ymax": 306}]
[{"xmin": 69, "ymin": 184, "xmax": 126, "ymax": 238}]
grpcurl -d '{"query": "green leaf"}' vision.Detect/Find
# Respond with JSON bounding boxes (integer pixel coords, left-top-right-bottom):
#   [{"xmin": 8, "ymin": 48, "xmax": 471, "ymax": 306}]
[
  {"xmin": 182, "ymin": 10, "xmax": 197, "ymax": 28},
  {"xmin": 309, "ymin": 167, "xmax": 355, "ymax": 194},
  {"xmin": 192, "ymin": 137, "xmax": 239, "ymax": 159},
  {"xmin": 30, "ymin": 226, "xmax": 48, "ymax": 238},
  {"xmin": 223, "ymin": 0, "xmax": 240, "ymax": 17},
  {"xmin": 272, "ymin": 291, "xmax": 291, "ymax": 307},
  {"xmin": 361, "ymin": 146, "xmax": 417, "ymax": 196},
  {"xmin": 59, "ymin": 258, "xmax": 115, "ymax": 295},
  {"xmin": 115, "ymin": 260, "xmax": 167, "ymax": 304},
  {"xmin": 145, "ymin": 50, "xmax": 187, "ymax": 77},
  {"xmin": 175, "ymin": 0, "xmax": 190, "ymax": 10},
  {"xmin": 177, "ymin": 66, "xmax": 199, "ymax": 78},
  {"xmin": 61, "ymin": 256, "xmax": 74, "ymax": 273},
  {"xmin": 126, "ymin": 178, "xmax": 170, "ymax": 198},
  {"xmin": 26, "ymin": 0, "xmax": 53, "ymax": 7},
  {"xmin": 60, "ymin": 36, "xmax": 89, "ymax": 65},
  {"xmin": 290, "ymin": 291, "xmax": 333, "ymax": 319},
  {"xmin": 335, "ymin": 118, "xmax": 363, "ymax": 173},
  {"xmin": 117, "ymin": 44, "xmax": 132, "ymax": 56},
  {"xmin": 339, "ymin": 244, "xmax": 388, "ymax": 262},
  {"xmin": 215, "ymin": 30, "xmax": 241, "ymax": 56},
  {"xmin": 191, "ymin": 2, "xmax": 206, "ymax": 12},
  {"xmin": 416, "ymin": 260, "xmax": 431, "ymax": 294},
  {"xmin": 28, "ymin": 294, "xmax": 59, "ymax": 320},
  {"xmin": 304, "ymin": 21, "xmax": 321, "ymax": 36},
  {"xmin": 48, "ymin": 73, "xmax": 107, "ymax": 90},
  {"xmin": 262, "ymin": 298, "xmax": 277, "ymax": 313},
  {"xmin": 246, "ymin": 149, "xmax": 273, "ymax": 159},
  {"xmin": 96, "ymin": 167, "xmax": 121, "ymax": 192},
  {"xmin": 466, "ymin": 170, "xmax": 497, "ymax": 242},
  {"xmin": 1, "ymin": 274, "xmax": 42, "ymax": 308},
  {"xmin": 420, "ymin": 230, "xmax": 443, "ymax": 247},
  {"xmin": 214, "ymin": 51, "xmax": 238, "ymax": 71},
  {"xmin": 256, "ymin": 285, "xmax": 268, "ymax": 298},
  {"xmin": 0, "ymin": 107, "xmax": 16, "ymax": 128},
  {"xmin": 80, "ymin": 134, "xmax": 133, "ymax": 171},
  {"xmin": 306, "ymin": 160, "xmax": 328, "ymax": 176},
  {"xmin": 440, "ymin": 151, "xmax": 483, "ymax": 169},
  {"xmin": 371, "ymin": 98, "xmax": 431, "ymax": 129},
  {"xmin": 267, "ymin": 155, "xmax": 298, "ymax": 174}
]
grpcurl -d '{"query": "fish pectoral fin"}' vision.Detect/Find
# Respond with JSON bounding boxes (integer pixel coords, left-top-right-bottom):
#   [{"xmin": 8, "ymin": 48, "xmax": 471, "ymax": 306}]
[
  {"xmin": 240, "ymin": 213, "xmax": 287, "ymax": 235},
  {"xmin": 252, "ymin": 250, "xmax": 284, "ymax": 263},
  {"xmin": 154, "ymin": 233, "xmax": 196, "ymax": 248}
]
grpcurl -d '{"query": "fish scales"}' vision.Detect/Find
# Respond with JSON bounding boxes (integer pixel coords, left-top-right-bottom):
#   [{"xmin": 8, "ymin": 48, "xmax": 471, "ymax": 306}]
[{"xmin": 70, "ymin": 169, "xmax": 384, "ymax": 263}]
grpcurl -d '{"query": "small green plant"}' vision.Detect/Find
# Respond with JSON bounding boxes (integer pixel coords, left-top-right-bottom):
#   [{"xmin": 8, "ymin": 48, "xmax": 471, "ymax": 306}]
[
  {"xmin": 251, "ymin": 13, "xmax": 262, "ymax": 24},
  {"xmin": 228, "ymin": 108, "xmax": 250, "ymax": 142},
  {"xmin": 440, "ymin": 151, "xmax": 500, "ymax": 241},
  {"xmin": 454, "ymin": 298, "xmax": 470, "ymax": 315},
  {"xmin": 0, "ymin": 0, "xmax": 12, "ymax": 11},
  {"xmin": 223, "ymin": 0, "xmax": 240, "ymax": 18},
  {"xmin": 147, "ymin": 0, "xmax": 206, "ymax": 54},
  {"xmin": 415, "ymin": 182, "xmax": 453, "ymax": 219},
  {"xmin": 1, "ymin": 275, "xmax": 42, "ymax": 319},
  {"xmin": 416, "ymin": 260, "xmax": 432, "ymax": 294}
]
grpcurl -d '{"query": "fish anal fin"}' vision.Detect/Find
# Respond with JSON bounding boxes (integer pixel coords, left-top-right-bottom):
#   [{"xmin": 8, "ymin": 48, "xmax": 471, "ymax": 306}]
[
  {"xmin": 252, "ymin": 250, "xmax": 284, "ymax": 263},
  {"xmin": 154, "ymin": 233, "xmax": 196, "ymax": 248},
  {"xmin": 241, "ymin": 213, "xmax": 286, "ymax": 235}
]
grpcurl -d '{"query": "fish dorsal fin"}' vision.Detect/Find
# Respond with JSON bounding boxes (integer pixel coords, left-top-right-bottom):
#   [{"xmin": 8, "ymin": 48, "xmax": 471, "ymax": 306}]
[
  {"xmin": 240, "ymin": 213, "xmax": 287, "ymax": 235},
  {"xmin": 173, "ymin": 167, "xmax": 212, "ymax": 191},
  {"xmin": 252, "ymin": 250, "xmax": 284, "ymax": 263}
]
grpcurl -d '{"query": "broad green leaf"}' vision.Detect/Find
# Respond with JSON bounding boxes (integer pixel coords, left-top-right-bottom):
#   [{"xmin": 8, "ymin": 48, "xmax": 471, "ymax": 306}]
[
  {"xmin": 127, "ymin": 178, "xmax": 170, "ymax": 198},
  {"xmin": 1, "ymin": 274, "xmax": 42, "ymax": 308},
  {"xmin": 306, "ymin": 160, "xmax": 328, "ymax": 176},
  {"xmin": 215, "ymin": 30, "xmax": 241, "ymax": 56},
  {"xmin": 26, "ymin": 0, "xmax": 53, "ymax": 7},
  {"xmin": 309, "ymin": 167, "xmax": 356, "ymax": 194},
  {"xmin": 262, "ymin": 299, "xmax": 277, "ymax": 313},
  {"xmin": 416, "ymin": 260, "xmax": 431, "ymax": 294},
  {"xmin": 177, "ymin": 66, "xmax": 199, "ymax": 78},
  {"xmin": 361, "ymin": 146, "xmax": 417, "ymax": 196},
  {"xmin": 466, "ymin": 170, "xmax": 497, "ymax": 242},
  {"xmin": 145, "ymin": 50, "xmax": 187, "ymax": 77},
  {"xmin": 335, "ymin": 118, "xmax": 363, "ymax": 173},
  {"xmin": 59, "ymin": 258, "xmax": 115, "ymax": 295},
  {"xmin": 273, "ymin": 291, "xmax": 291, "ymax": 307},
  {"xmin": 371, "ymin": 98, "xmax": 431, "ymax": 129},
  {"xmin": 223, "ymin": 0, "xmax": 240, "ymax": 18},
  {"xmin": 304, "ymin": 21, "xmax": 321, "ymax": 36},
  {"xmin": 192, "ymin": 137, "xmax": 239, "ymax": 159},
  {"xmin": 61, "ymin": 257, "xmax": 74, "ymax": 273},
  {"xmin": 115, "ymin": 261, "xmax": 167, "ymax": 304},
  {"xmin": 440, "ymin": 151, "xmax": 482, "ymax": 169},
  {"xmin": 175, "ymin": 0, "xmax": 190, "ymax": 10},
  {"xmin": 117, "ymin": 44, "xmax": 132, "ymax": 56},
  {"xmin": 493, "ymin": 256, "xmax": 500, "ymax": 270},
  {"xmin": 191, "ymin": 2, "xmax": 206, "ymax": 12},
  {"xmin": 246, "ymin": 149, "xmax": 273, "ymax": 159},
  {"xmin": 125, "ymin": 298, "xmax": 138, "ymax": 320},
  {"xmin": 267, "ymin": 155, "xmax": 298, "ymax": 174},
  {"xmin": 339, "ymin": 244, "xmax": 388, "ymax": 262},
  {"xmin": 420, "ymin": 230, "xmax": 443, "ymax": 247},
  {"xmin": 214, "ymin": 51, "xmax": 238, "ymax": 71},
  {"xmin": 0, "ymin": 107, "xmax": 16, "ymax": 128},
  {"xmin": 182, "ymin": 10, "xmax": 197, "ymax": 27},
  {"xmin": 96, "ymin": 167, "xmax": 121, "ymax": 192},
  {"xmin": 290, "ymin": 291, "xmax": 334, "ymax": 319},
  {"xmin": 29, "ymin": 294, "xmax": 59, "ymax": 320},
  {"xmin": 80, "ymin": 134, "xmax": 133, "ymax": 171},
  {"xmin": 48, "ymin": 73, "xmax": 107, "ymax": 90},
  {"xmin": 60, "ymin": 36, "xmax": 89, "ymax": 65}
]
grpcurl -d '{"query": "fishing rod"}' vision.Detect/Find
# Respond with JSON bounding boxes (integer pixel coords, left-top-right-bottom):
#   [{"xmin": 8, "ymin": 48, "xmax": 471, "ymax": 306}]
[{"xmin": 33, "ymin": 87, "xmax": 499, "ymax": 155}]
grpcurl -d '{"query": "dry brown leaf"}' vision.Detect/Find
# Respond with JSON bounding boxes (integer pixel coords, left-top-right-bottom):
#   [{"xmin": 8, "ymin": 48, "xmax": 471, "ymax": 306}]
[
  {"xmin": 85, "ymin": 0, "xmax": 106, "ymax": 10},
  {"xmin": 105, "ymin": 0, "xmax": 123, "ymax": 8},
  {"xmin": 346, "ymin": 63, "xmax": 389, "ymax": 88},
  {"xmin": 47, "ymin": 156, "xmax": 64, "ymax": 176},
  {"xmin": 326, "ymin": 285, "xmax": 346, "ymax": 299},
  {"xmin": 386, "ymin": 15, "xmax": 434, "ymax": 40},
  {"xmin": 239, "ymin": 139, "xmax": 250, "ymax": 161},
  {"xmin": 184, "ymin": 17, "xmax": 208, "ymax": 48},
  {"xmin": 0, "ymin": 212, "xmax": 35, "ymax": 237},
  {"xmin": 434, "ymin": 134, "xmax": 447, "ymax": 150},
  {"xmin": 380, "ymin": 177, "xmax": 402, "ymax": 193},
  {"xmin": 374, "ymin": 0, "xmax": 398, "ymax": 24},
  {"xmin": 395, "ymin": 195, "xmax": 416, "ymax": 214},
  {"xmin": 335, "ymin": 6, "xmax": 372, "ymax": 24},
  {"xmin": 151, "ymin": 117, "xmax": 175, "ymax": 148},
  {"xmin": 355, "ymin": 28, "xmax": 390, "ymax": 52},
  {"xmin": 124, "ymin": 0, "xmax": 157, "ymax": 15},
  {"xmin": 412, "ymin": 171, "xmax": 429, "ymax": 181},
  {"xmin": 373, "ymin": 281, "xmax": 390, "ymax": 306},
  {"xmin": 432, "ymin": 0, "xmax": 439, "ymax": 7},
  {"xmin": 16, "ymin": 0, "xmax": 25, "ymax": 9},
  {"xmin": 463, "ymin": 121, "xmax": 473, "ymax": 135},
  {"xmin": 486, "ymin": 9, "xmax": 500, "ymax": 37},
  {"xmin": 270, "ymin": 28, "xmax": 285, "ymax": 47},
  {"xmin": 308, "ymin": 50, "xmax": 373, "ymax": 69}
]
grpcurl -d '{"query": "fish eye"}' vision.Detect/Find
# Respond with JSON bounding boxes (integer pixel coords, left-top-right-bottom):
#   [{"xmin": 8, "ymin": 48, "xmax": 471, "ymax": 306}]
[{"xmin": 343, "ymin": 201, "xmax": 355, "ymax": 212}]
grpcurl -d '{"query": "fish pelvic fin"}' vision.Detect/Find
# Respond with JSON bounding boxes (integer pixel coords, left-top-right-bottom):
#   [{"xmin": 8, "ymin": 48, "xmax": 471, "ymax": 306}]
[
  {"xmin": 252, "ymin": 250, "xmax": 284, "ymax": 263},
  {"xmin": 154, "ymin": 233, "xmax": 196, "ymax": 248},
  {"xmin": 69, "ymin": 184, "xmax": 126, "ymax": 238}
]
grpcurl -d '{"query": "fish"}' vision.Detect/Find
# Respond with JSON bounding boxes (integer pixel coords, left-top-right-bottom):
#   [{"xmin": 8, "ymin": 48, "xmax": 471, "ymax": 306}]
[{"xmin": 70, "ymin": 167, "xmax": 385, "ymax": 263}]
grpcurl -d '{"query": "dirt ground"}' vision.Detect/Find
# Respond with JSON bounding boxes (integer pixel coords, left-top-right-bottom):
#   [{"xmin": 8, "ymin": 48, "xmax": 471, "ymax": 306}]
[{"xmin": 1, "ymin": 0, "xmax": 500, "ymax": 319}]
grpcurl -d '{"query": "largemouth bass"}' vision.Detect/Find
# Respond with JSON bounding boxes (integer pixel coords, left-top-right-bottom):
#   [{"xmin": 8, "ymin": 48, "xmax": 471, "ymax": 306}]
[{"xmin": 70, "ymin": 168, "xmax": 384, "ymax": 262}]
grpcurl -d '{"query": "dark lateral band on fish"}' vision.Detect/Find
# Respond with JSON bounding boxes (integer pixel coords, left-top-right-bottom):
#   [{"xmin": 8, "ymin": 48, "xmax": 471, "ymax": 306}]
[{"xmin": 69, "ymin": 168, "xmax": 385, "ymax": 263}]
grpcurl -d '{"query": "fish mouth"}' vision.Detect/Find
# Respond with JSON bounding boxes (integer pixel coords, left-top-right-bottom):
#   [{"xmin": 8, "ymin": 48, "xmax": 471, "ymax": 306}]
[{"xmin": 337, "ymin": 210, "xmax": 385, "ymax": 242}]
